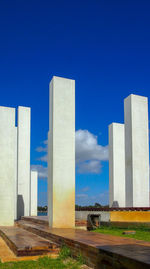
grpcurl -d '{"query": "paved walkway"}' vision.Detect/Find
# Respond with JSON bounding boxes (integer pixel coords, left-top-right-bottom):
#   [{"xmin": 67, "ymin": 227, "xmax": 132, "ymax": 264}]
[
  {"xmin": 1, "ymin": 216, "xmax": 150, "ymax": 268},
  {"xmin": 18, "ymin": 219, "xmax": 150, "ymax": 268}
]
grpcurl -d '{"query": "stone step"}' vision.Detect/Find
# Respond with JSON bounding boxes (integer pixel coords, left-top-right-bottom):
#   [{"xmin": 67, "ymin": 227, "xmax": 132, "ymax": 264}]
[
  {"xmin": 0, "ymin": 226, "xmax": 60, "ymax": 257},
  {"xmin": 21, "ymin": 216, "xmax": 49, "ymax": 226},
  {"xmin": 17, "ymin": 220, "xmax": 58, "ymax": 243},
  {"xmin": 21, "ymin": 216, "xmax": 88, "ymax": 229}
]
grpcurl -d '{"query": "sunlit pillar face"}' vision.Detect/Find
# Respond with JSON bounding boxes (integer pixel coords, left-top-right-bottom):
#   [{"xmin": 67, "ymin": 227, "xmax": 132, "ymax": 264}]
[{"xmin": 48, "ymin": 76, "xmax": 75, "ymax": 228}]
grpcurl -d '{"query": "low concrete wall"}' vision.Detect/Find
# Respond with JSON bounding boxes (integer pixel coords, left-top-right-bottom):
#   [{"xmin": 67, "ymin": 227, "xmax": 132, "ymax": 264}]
[
  {"xmin": 75, "ymin": 211, "xmax": 110, "ymax": 222},
  {"xmin": 110, "ymin": 211, "xmax": 150, "ymax": 222},
  {"xmin": 76, "ymin": 210, "xmax": 150, "ymax": 226}
]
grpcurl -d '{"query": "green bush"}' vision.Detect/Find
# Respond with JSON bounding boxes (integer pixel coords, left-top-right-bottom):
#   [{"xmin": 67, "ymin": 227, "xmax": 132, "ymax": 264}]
[
  {"xmin": 59, "ymin": 245, "xmax": 72, "ymax": 260},
  {"xmin": 76, "ymin": 252, "xmax": 85, "ymax": 264}
]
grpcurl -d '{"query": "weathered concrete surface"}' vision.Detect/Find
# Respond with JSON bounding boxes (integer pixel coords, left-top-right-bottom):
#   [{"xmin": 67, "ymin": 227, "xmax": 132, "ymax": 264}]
[
  {"xmin": 0, "ymin": 236, "xmax": 58, "ymax": 263},
  {"xmin": 109, "ymin": 123, "xmax": 125, "ymax": 207},
  {"xmin": 17, "ymin": 106, "xmax": 31, "ymax": 218},
  {"xmin": 48, "ymin": 76, "xmax": 75, "ymax": 228},
  {"xmin": 124, "ymin": 94, "xmax": 149, "ymax": 207},
  {"xmin": 30, "ymin": 170, "xmax": 38, "ymax": 216},
  {"xmin": 110, "ymin": 211, "xmax": 150, "ymax": 222},
  {"xmin": 0, "ymin": 106, "xmax": 16, "ymax": 225}
]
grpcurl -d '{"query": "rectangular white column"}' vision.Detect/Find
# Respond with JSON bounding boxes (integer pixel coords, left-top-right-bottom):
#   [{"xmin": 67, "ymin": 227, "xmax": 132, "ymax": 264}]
[
  {"xmin": 17, "ymin": 106, "xmax": 31, "ymax": 218},
  {"xmin": 0, "ymin": 107, "xmax": 16, "ymax": 225},
  {"xmin": 30, "ymin": 170, "xmax": 38, "ymax": 216},
  {"xmin": 14, "ymin": 127, "xmax": 18, "ymax": 220},
  {"xmin": 109, "ymin": 123, "xmax": 125, "ymax": 207},
  {"xmin": 48, "ymin": 76, "xmax": 75, "ymax": 228},
  {"xmin": 124, "ymin": 94, "xmax": 149, "ymax": 207}
]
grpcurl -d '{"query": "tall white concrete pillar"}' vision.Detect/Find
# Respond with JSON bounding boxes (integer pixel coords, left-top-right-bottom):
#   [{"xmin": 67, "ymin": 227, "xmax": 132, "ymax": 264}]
[
  {"xmin": 0, "ymin": 107, "xmax": 16, "ymax": 225},
  {"xmin": 17, "ymin": 106, "xmax": 31, "ymax": 218},
  {"xmin": 48, "ymin": 76, "xmax": 75, "ymax": 228},
  {"xmin": 124, "ymin": 94, "xmax": 149, "ymax": 207},
  {"xmin": 109, "ymin": 123, "xmax": 125, "ymax": 207},
  {"xmin": 30, "ymin": 170, "xmax": 38, "ymax": 216},
  {"xmin": 14, "ymin": 127, "xmax": 18, "ymax": 220}
]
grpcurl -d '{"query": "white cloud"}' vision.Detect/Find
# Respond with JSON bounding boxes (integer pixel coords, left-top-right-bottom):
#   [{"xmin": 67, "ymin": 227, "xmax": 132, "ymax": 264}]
[
  {"xmin": 76, "ymin": 194, "xmax": 88, "ymax": 198},
  {"xmin": 34, "ymin": 129, "xmax": 108, "ymax": 175},
  {"xmin": 43, "ymin": 139, "xmax": 48, "ymax": 145},
  {"xmin": 37, "ymin": 155, "xmax": 48, "ymax": 162},
  {"xmin": 35, "ymin": 139, "xmax": 48, "ymax": 152},
  {"xmin": 31, "ymin": 165, "xmax": 48, "ymax": 179},
  {"xmin": 81, "ymin": 186, "xmax": 90, "ymax": 192},
  {"xmin": 77, "ymin": 160, "xmax": 101, "ymax": 174},
  {"xmin": 36, "ymin": 146, "xmax": 47, "ymax": 152},
  {"xmin": 76, "ymin": 129, "xmax": 108, "ymax": 162},
  {"xmin": 75, "ymin": 129, "xmax": 108, "ymax": 174}
]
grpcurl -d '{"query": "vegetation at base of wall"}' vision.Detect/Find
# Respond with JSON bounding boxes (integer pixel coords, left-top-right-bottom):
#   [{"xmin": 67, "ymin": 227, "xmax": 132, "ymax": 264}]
[
  {"xmin": 0, "ymin": 257, "xmax": 65, "ymax": 269},
  {"xmin": 76, "ymin": 252, "xmax": 86, "ymax": 264},
  {"xmin": 94, "ymin": 225, "xmax": 150, "ymax": 242},
  {"xmin": 0, "ymin": 256, "xmax": 85, "ymax": 269},
  {"xmin": 0, "ymin": 246, "xmax": 86, "ymax": 269},
  {"xmin": 59, "ymin": 245, "xmax": 85, "ymax": 265},
  {"xmin": 59, "ymin": 245, "xmax": 72, "ymax": 260}
]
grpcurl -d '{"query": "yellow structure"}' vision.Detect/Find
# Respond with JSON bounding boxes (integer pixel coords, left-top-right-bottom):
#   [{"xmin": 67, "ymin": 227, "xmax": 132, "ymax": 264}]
[{"xmin": 110, "ymin": 211, "xmax": 150, "ymax": 222}]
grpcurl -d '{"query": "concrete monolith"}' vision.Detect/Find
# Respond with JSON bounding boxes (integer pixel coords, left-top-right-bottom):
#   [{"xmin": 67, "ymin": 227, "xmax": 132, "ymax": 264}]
[
  {"xmin": 124, "ymin": 94, "xmax": 149, "ymax": 207},
  {"xmin": 0, "ymin": 107, "xmax": 16, "ymax": 225},
  {"xmin": 109, "ymin": 123, "xmax": 125, "ymax": 207},
  {"xmin": 48, "ymin": 76, "xmax": 75, "ymax": 228}
]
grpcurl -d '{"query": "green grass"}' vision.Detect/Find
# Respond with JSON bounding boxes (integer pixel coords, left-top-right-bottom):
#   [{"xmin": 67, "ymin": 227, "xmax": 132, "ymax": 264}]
[
  {"xmin": 59, "ymin": 245, "xmax": 72, "ymax": 260},
  {"xmin": 94, "ymin": 225, "xmax": 150, "ymax": 241},
  {"xmin": 0, "ymin": 257, "xmax": 83, "ymax": 269},
  {"xmin": 0, "ymin": 246, "xmax": 85, "ymax": 269},
  {"xmin": 0, "ymin": 257, "xmax": 65, "ymax": 269}
]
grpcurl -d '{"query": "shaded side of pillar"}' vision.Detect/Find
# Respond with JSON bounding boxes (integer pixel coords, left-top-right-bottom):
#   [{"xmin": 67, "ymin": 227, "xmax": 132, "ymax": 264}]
[
  {"xmin": 30, "ymin": 170, "xmax": 38, "ymax": 216},
  {"xmin": 17, "ymin": 106, "xmax": 31, "ymax": 218}
]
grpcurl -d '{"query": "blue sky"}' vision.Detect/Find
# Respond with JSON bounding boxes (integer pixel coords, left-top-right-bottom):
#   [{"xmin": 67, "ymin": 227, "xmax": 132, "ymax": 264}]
[{"xmin": 0, "ymin": 0, "xmax": 150, "ymax": 206}]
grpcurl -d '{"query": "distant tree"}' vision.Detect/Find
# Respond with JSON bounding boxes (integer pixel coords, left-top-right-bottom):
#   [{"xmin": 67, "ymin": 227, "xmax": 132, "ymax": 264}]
[
  {"xmin": 38, "ymin": 206, "xmax": 48, "ymax": 212},
  {"xmin": 75, "ymin": 203, "xmax": 109, "ymax": 210},
  {"xmin": 94, "ymin": 203, "xmax": 102, "ymax": 207}
]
